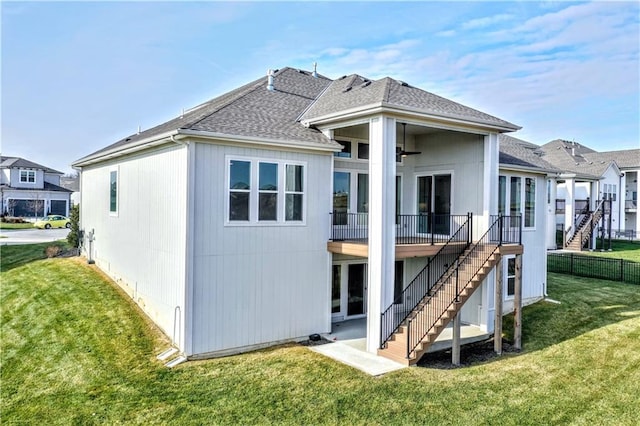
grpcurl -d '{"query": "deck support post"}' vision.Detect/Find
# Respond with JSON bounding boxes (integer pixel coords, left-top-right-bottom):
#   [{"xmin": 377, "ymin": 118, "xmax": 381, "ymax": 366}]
[
  {"xmin": 494, "ymin": 256, "xmax": 503, "ymax": 355},
  {"xmin": 513, "ymin": 254, "xmax": 523, "ymax": 350},
  {"xmin": 452, "ymin": 311, "xmax": 461, "ymax": 366},
  {"xmin": 366, "ymin": 115, "xmax": 396, "ymax": 354},
  {"xmin": 564, "ymin": 178, "xmax": 575, "ymax": 247}
]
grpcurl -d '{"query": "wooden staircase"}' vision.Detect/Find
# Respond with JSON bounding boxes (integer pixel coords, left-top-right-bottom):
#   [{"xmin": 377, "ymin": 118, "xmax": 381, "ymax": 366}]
[
  {"xmin": 565, "ymin": 209, "xmax": 603, "ymax": 251},
  {"xmin": 378, "ymin": 244, "xmax": 500, "ymax": 365}
]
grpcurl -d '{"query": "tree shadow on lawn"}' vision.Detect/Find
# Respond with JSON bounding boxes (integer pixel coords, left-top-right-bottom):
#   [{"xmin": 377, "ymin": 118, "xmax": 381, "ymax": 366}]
[{"xmin": 419, "ymin": 273, "xmax": 640, "ymax": 369}]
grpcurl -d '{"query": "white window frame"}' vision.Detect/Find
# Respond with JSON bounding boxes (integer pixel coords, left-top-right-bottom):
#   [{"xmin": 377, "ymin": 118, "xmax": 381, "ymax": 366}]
[
  {"xmin": 109, "ymin": 166, "xmax": 119, "ymax": 217},
  {"xmin": 225, "ymin": 156, "xmax": 307, "ymax": 226},
  {"xmin": 505, "ymin": 256, "xmax": 516, "ymax": 298},
  {"xmin": 19, "ymin": 169, "xmax": 36, "ymax": 184},
  {"xmin": 498, "ymin": 172, "xmax": 537, "ymax": 230},
  {"xmin": 334, "ymin": 168, "xmax": 403, "ymax": 215},
  {"xmin": 332, "ymin": 136, "xmax": 405, "ymax": 165}
]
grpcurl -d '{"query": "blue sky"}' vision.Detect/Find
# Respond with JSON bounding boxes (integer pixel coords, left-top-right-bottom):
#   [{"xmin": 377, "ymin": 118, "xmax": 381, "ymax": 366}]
[{"xmin": 2, "ymin": 1, "xmax": 638, "ymax": 174}]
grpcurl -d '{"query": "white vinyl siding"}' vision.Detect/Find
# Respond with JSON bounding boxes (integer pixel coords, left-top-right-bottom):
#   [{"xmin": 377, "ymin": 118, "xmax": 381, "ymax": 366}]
[
  {"xmin": 79, "ymin": 145, "xmax": 188, "ymax": 351},
  {"xmin": 193, "ymin": 143, "xmax": 332, "ymax": 356}
]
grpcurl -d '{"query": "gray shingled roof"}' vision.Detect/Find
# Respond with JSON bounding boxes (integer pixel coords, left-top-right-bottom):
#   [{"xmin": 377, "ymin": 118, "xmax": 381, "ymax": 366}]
[
  {"xmin": 301, "ymin": 75, "xmax": 520, "ymax": 130},
  {"xmin": 537, "ymin": 139, "xmax": 633, "ymax": 178},
  {"xmin": 585, "ymin": 149, "xmax": 640, "ymax": 170},
  {"xmin": 0, "ymin": 156, "xmax": 63, "ymax": 174},
  {"xmin": 79, "ymin": 68, "xmax": 339, "ymax": 162},
  {"xmin": 77, "ymin": 67, "xmax": 521, "ymax": 164},
  {"xmin": 498, "ymin": 134, "xmax": 560, "ymax": 173}
]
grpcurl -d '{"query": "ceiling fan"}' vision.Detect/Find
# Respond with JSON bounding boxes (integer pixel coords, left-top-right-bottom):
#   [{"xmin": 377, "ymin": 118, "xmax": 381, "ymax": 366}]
[{"xmin": 396, "ymin": 122, "xmax": 421, "ymax": 157}]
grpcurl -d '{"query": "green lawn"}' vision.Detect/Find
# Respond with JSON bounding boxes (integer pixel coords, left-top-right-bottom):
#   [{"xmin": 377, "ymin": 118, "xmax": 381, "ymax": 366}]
[
  {"xmin": 0, "ymin": 222, "xmax": 34, "ymax": 230},
  {"xmin": 586, "ymin": 239, "xmax": 640, "ymax": 262},
  {"xmin": 2, "ymin": 246, "xmax": 640, "ymax": 424}
]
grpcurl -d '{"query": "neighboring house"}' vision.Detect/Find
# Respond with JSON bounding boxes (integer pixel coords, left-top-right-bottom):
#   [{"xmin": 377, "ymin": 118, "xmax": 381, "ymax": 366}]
[
  {"xmin": 0, "ymin": 156, "xmax": 72, "ymax": 218},
  {"xmin": 60, "ymin": 173, "xmax": 81, "ymax": 206},
  {"xmin": 73, "ymin": 67, "xmax": 549, "ymax": 365},
  {"xmin": 536, "ymin": 140, "xmax": 640, "ymax": 247}
]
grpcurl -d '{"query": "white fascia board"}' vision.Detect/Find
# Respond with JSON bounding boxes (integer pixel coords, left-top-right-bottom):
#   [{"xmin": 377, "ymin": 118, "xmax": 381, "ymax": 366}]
[
  {"xmin": 72, "ymin": 130, "xmax": 181, "ymax": 167},
  {"xmin": 499, "ymin": 164, "xmax": 559, "ymax": 175},
  {"xmin": 303, "ymin": 102, "xmax": 520, "ymax": 133},
  {"xmin": 558, "ymin": 172, "xmax": 599, "ymax": 181},
  {"xmin": 602, "ymin": 161, "xmax": 622, "ymax": 177},
  {"xmin": 176, "ymin": 129, "xmax": 342, "ymax": 152}
]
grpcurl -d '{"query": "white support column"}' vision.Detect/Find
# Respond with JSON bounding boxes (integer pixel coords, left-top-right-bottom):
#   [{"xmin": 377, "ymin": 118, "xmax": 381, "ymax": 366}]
[
  {"xmin": 547, "ymin": 178, "xmax": 558, "ymax": 249},
  {"xmin": 564, "ymin": 178, "xmax": 575, "ymax": 237},
  {"xmin": 590, "ymin": 180, "xmax": 599, "ymax": 250},
  {"xmin": 482, "ymin": 133, "xmax": 499, "ymax": 240},
  {"xmin": 636, "ymin": 171, "xmax": 640, "ymax": 237},
  {"xmin": 366, "ymin": 115, "xmax": 396, "ymax": 354}
]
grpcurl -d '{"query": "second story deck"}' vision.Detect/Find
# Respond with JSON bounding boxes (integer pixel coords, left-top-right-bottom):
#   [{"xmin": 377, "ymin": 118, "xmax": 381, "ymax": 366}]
[{"xmin": 328, "ymin": 213, "xmax": 523, "ymax": 258}]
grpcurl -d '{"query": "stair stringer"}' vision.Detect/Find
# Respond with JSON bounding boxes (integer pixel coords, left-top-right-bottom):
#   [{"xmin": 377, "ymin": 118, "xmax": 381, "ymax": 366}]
[{"xmin": 378, "ymin": 247, "xmax": 501, "ymax": 366}]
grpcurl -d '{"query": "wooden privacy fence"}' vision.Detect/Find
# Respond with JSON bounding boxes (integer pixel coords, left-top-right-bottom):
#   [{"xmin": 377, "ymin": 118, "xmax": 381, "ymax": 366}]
[{"xmin": 548, "ymin": 253, "xmax": 640, "ymax": 285}]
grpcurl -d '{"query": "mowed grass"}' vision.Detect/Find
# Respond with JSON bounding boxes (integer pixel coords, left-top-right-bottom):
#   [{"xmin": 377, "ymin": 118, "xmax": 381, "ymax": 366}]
[
  {"xmin": 2, "ymin": 246, "xmax": 640, "ymax": 425},
  {"xmin": 0, "ymin": 222, "xmax": 34, "ymax": 230},
  {"xmin": 586, "ymin": 239, "xmax": 640, "ymax": 262}
]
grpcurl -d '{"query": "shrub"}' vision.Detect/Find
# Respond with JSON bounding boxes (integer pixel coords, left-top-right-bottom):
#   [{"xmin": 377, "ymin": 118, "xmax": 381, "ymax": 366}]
[
  {"xmin": 67, "ymin": 204, "xmax": 80, "ymax": 248},
  {"xmin": 45, "ymin": 245, "xmax": 61, "ymax": 258}
]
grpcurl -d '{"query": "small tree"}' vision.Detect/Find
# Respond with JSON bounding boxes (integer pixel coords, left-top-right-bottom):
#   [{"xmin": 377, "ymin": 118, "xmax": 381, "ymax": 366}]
[{"xmin": 67, "ymin": 204, "xmax": 80, "ymax": 249}]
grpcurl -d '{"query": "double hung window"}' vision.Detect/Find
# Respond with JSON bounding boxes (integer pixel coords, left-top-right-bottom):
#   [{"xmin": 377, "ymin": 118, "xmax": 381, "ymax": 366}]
[{"xmin": 19, "ymin": 170, "xmax": 36, "ymax": 183}]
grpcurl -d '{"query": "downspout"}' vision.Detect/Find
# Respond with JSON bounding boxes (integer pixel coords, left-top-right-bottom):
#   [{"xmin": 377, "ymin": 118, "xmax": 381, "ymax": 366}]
[{"xmin": 171, "ymin": 133, "xmax": 193, "ymax": 356}]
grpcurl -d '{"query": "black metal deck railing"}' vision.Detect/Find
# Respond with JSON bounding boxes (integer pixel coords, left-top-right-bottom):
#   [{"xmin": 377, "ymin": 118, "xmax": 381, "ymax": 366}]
[
  {"xmin": 402, "ymin": 214, "xmax": 521, "ymax": 358},
  {"xmin": 379, "ymin": 213, "xmax": 472, "ymax": 348},
  {"xmin": 330, "ymin": 212, "xmax": 470, "ymax": 244}
]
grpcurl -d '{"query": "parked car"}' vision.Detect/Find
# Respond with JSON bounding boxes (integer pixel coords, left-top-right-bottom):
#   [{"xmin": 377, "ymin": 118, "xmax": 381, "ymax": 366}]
[{"xmin": 34, "ymin": 215, "xmax": 71, "ymax": 229}]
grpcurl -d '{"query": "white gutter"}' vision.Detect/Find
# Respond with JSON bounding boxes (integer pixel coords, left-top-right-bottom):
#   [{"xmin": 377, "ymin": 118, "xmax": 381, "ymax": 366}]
[
  {"xmin": 72, "ymin": 130, "xmax": 182, "ymax": 167},
  {"xmin": 499, "ymin": 164, "xmax": 560, "ymax": 175},
  {"xmin": 302, "ymin": 102, "xmax": 521, "ymax": 133},
  {"xmin": 175, "ymin": 129, "xmax": 342, "ymax": 152},
  {"xmin": 73, "ymin": 127, "xmax": 342, "ymax": 168}
]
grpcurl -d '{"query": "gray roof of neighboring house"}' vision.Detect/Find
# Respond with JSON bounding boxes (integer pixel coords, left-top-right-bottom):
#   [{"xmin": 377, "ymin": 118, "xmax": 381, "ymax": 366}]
[
  {"xmin": 537, "ymin": 139, "xmax": 637, "ymax": 177},
  {"xmin": 300, "ymin": 74, "xmax": 520, "ymax": 130},
  {"xmin": 0, "ymin": 156, "xmax": 63, "ymax": 174},
  {"xmin": 585, "ymin": 149, "xmax": 640, "ymax": 170},
  {"xmin": 60, "ymin": 176, "xmax": 80, "ymax": 192},
  {"xmin": 0, "ymin": 182, "xmax": 72, "ymax": 193},
  {"xmin": 498, "ymin": 134, "xmax": 560, "ymax": 173},
  {"xmin": 77, "ymin": 67, "xmax": 521, "ymax": 164}
]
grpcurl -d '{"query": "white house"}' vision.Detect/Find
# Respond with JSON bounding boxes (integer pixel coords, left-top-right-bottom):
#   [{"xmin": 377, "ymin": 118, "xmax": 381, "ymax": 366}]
[
  {"xmin": 1, "ymin": 156, "xmax": 72, "ymax": 218},
  {"xmin": 536, "ymin": 140, "xmax": 639, "ymax": 249},
  {"xmin": 73, "ymin": 67, "xmax": 549, "ymax": 365}
]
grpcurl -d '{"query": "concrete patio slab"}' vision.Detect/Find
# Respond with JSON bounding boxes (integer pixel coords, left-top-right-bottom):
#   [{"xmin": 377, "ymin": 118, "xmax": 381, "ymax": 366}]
[{"xmin": 309, "ymin": 340, "xmax": 405, "ymax": 376}]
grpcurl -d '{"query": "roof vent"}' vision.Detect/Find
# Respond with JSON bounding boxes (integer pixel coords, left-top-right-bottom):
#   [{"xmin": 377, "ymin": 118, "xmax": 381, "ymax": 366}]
[
  {"xmin": 267, "ymin": 69, "xmax": 275, "ymax": 91},
  {"xmin": 342, "ymin": 86, "xmax": 352, "ymax": 93},
  {"xmin": 361, "ymin": 81, "xmax": 371, "ymax": 88},
  {"xmin": 398, "ymin": 80, "xmax": 409, "ymax": 87},
  {"xmin": 312, "ymin": 62, "xmax": 318, "ymax": 78}
]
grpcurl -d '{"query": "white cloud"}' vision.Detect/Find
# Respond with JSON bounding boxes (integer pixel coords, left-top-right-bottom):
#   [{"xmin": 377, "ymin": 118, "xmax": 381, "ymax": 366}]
[{"xmin": 461, "ymin": 13, "xmax": 514, "ymax": 30}]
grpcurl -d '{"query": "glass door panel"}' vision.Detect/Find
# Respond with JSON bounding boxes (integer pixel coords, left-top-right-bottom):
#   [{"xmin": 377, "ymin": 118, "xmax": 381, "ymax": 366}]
[
  {"xmin": 347, "ymin": 264, "xmax": 366, "ymax": 316},
  {"xmin": 332, "ymin": 265, "xmax": 341, "ymax": 315},
  {"xmin": 333, "ymin": 172, "xmax": 350, "ymax": 225},
  {"xmin": 434, "ymin": 174, "xmax": 451, "ymax": 234},
  {"xmin": 417, "ymin": 176, "xmax": 432, "ymax": 233}
]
